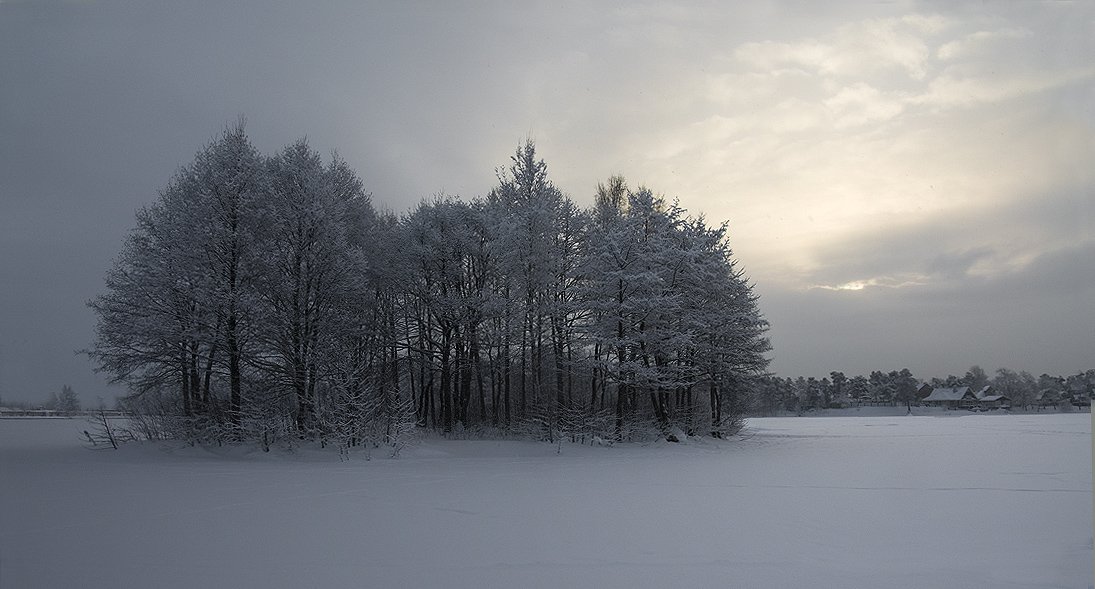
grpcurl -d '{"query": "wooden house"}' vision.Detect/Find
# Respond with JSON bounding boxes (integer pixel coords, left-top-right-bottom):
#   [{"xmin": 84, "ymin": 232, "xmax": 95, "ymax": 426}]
[{"xmin": 922, "ymin": 386, "xmax": 978, "ymax": 409}]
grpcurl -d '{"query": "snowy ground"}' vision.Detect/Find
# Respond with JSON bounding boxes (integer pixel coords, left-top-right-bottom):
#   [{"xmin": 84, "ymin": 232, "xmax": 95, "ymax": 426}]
[{"xmin": 2, "ymin": 414, "xmax": 1091, "ymax": 588}]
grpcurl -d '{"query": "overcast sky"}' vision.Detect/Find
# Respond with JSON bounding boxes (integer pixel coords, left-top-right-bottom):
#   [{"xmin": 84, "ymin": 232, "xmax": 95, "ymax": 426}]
[{"xmin": 1, "ymin": 1, "xmax": 1092, "ymax": 404}]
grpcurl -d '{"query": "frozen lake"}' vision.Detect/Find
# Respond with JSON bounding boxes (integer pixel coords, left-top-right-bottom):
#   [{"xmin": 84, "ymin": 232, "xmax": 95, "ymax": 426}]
[{"xmin": 1, "ymin": 414, "xmax": 1091, "ymax": 588}]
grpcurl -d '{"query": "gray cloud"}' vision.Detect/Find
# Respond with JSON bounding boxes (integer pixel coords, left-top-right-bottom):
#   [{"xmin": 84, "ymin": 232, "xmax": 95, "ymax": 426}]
[
  {"xmin": 799, "ymin": 180, "xmax": 1093, "ymax": 289},
  {"xmin": 926, "ymin": 247, "xmax": 994, "ymax": 280},
  {"xmin": 764, "ymin": 239, "xmax": 1095, "ymax": 379}
]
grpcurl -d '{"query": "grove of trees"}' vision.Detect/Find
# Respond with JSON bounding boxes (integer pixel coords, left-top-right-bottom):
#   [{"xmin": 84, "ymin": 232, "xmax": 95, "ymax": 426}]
[{"xmin": 87, "ymin": 122, "xmax": 771, "ymax": 451}]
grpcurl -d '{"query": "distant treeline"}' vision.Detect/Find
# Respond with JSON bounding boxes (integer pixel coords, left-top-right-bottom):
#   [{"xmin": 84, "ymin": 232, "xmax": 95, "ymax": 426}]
[
  {"xmin": 0, "ymin": 385, "xmax": 82, "ymax": 415},
  {"xmin": 748, "ymin": 366, "xmax": 1095, "ymax": 413},
  {"xmin": 86, "ymin": 122, "xmax": 770, "ymax": 451}
]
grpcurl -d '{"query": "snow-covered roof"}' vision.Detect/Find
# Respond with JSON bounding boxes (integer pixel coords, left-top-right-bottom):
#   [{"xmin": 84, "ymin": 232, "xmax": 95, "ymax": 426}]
[
  {"xmin": 974, "ymin": 386, "xmax": 993, "ymax": 399},
  {"xmin": 923, "ymin": 387, "xmax": 974, "ymax": 402},
  {"xmin": 979, "ymin": 395, "xmax": 1007, "ymax": 402}
]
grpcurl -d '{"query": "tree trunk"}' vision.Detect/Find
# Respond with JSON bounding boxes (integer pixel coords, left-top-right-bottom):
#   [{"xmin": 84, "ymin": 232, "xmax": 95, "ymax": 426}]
[
  {"xmin": 710, "ymin": 381, "xmax": 722, "ymax": 438},
  {"xmin": 180, "ymin": 353, "xmax": 191, "ymax": 417},
  {"xmin": 227, "ymin": 310, "xmax": 241, "ymax": 425},
  {"xmin": 439, "ymin": 325, "xmax": 452, "ymax": 432},
  {"xmin": 552, "ymin": 315, "xmax": 565, "ymax": 409},
  {"xmin": 201, "ymin": 342, "xmax": 217, "ymax": 408},
  {"xmin": 471, "ymin": 332, "xmax": 486, "ymax": 423}
]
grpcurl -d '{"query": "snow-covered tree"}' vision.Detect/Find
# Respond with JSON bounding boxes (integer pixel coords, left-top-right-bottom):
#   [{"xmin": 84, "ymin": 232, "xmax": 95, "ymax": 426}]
[
  {"xmin": 992, "ymin": 368, "xmax": 1036, "ymax": 409},
  {"xmin": 56, "ymin": 385, "xmax": 81, "ymax": 415},
  {"xmin": 250, "ymin": 140, "xmax": 370, "ymax": 435},
  {"xmin": 488, "ymin": 140, "xmax": 573, "ymax": 417},
  {"xmin": 892, "ymin": 369, "xmax": 918, "ymax": 411},
  {"xmin": 187, "ymin": 120, "xmax": 266, "ymax": 425},
  {"xmin": 964, "ymin": 365, "xmax": 989, "ymax": 391},
  {"xmin": 89, "ymin": 121, "xmax": 266, "ymax": 439},
  {"xmin": 401, "ymin": 197, "xmax": 492, "ymax": 431},
  {"xmin": 581, "ymin": 180, "xmax": 769, "ymax": 439},
  {"xmin": 87, "ymin": 176, "xmax": 218, "ymax": 419}
]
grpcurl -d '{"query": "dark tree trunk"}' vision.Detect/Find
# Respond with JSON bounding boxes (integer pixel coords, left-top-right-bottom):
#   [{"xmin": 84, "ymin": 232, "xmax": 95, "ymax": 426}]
[
  {"xmin": 553, "ymin": 316, "xmax": 565, "ymax": 409},
  {"xmin": 590, "ymin": 365, "xmax": 599, "ymax": 413},
  {"xmin": 471, "ymin": 333, "xmax": 486, "ymax": 423},
  {"xmin": 439, "ymin": 325, "xmax": 452, "ymax": 432},
  {"xmin": 227, "ymin": 310, "xmax": 241, "ymax": 425},
  {"xmin": 201, "ymin": 342, "xmax": 217, "ymax": 408},
  {"xmin": 503, "ymin": 346, "xmax": 511, "ymax": 426},
  {"xmin": 180, "ymin": 354, "xmax": 191, "ymax": 417},
  {"xmin": 710, "ymin": 381, "xmax": 722, "ymax": 438}
]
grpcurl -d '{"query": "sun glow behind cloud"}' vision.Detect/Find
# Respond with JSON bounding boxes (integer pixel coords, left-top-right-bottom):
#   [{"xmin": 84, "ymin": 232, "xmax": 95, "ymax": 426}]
[
  {"xmin": 812, "ymin": 276, "xmax": 930, "ymax": 292},
  {"xmin": 585, "ymin": 8, "xmax": 1094, "ymax": 300}
]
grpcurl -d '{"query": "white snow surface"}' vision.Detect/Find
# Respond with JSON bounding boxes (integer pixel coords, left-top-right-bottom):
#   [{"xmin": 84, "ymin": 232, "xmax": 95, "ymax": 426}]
[{"xmin": 2, "ymin": 414, "xmax": 1091, "ymax": 588}]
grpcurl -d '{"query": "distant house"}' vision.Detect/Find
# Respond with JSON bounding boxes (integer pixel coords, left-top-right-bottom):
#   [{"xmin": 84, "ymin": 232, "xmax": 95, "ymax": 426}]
[
  {"xmin": 972, "ymin": 386, "xmax": 1008, "ymax": 410},
  {"xmin": 916, "ymin": 384, "xmax": 934, "ymax": 400},
  {"xmin": 922, "ymin": 387, "xmax": 978, "ymax": 409},
  {"xmin": 977, "ymin": 394, "xmax": 1010, "ymax": 409}
]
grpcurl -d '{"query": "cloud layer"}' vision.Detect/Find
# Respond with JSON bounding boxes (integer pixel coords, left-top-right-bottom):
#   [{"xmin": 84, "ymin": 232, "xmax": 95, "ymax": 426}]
[{"xmin": 1, "ymin": 1, "xmax": 1091, "ymax": 401}]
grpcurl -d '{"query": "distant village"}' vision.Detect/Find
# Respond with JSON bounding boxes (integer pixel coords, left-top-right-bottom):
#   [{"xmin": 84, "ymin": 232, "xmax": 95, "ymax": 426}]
[
  {"xmin": 745, "ymin": 368, "xmax": 1093, "ymax": 415},
  {"xmin": 917, "ymin": 385, "xmax": 1089, "ymax": 412}
]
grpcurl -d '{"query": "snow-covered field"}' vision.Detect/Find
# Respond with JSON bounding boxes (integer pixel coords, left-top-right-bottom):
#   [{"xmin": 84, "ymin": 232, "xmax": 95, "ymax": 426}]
[{"xmin": 2, "ymin": 414, "xmax": 1091, "ymax": 588}]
